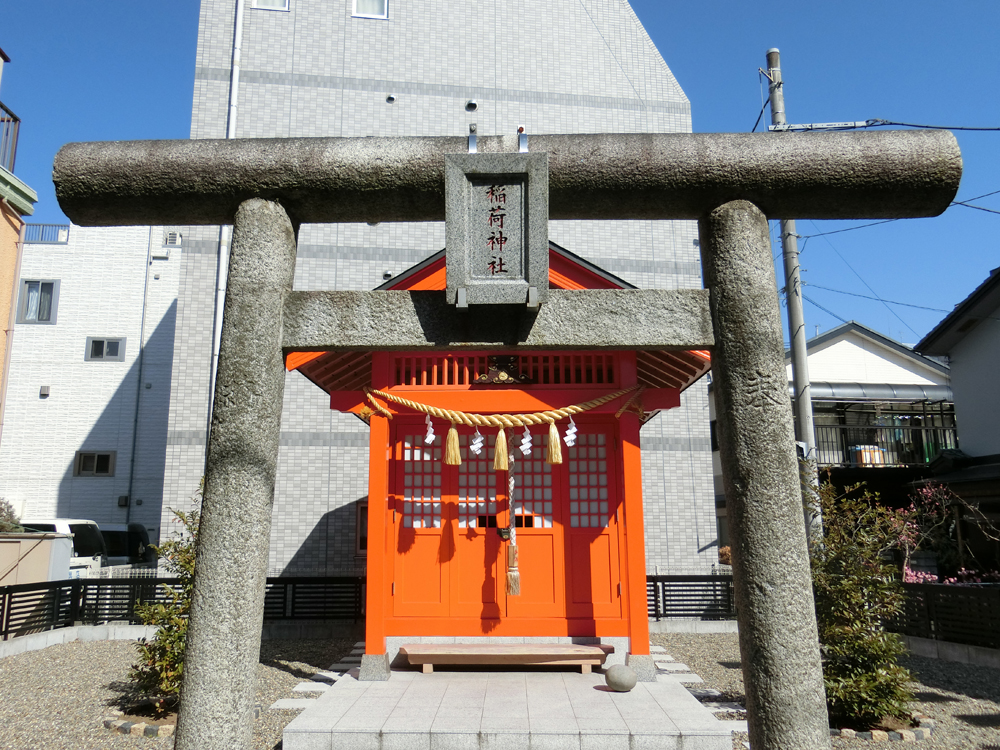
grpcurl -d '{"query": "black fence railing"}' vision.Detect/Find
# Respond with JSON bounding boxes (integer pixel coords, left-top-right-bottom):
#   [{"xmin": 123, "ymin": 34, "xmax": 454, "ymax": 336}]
[
  {"xmin": 0, "ymin": 101, "xmax": 20, "ymax": 173},
  {"xmin": 814, "ymin": 424, "xmax": 957, "ymax": 468},
  {"xmin": 1, "ymin": 576, "xmax": 365, "ymax": 641},
  {"xmin": 11, "ymin": 576, "xmax": 995, "ymax": 653},
  {"xmin": 647, "ymin": 575, "xmax": 736, "ymax": 621},
  {"xmin": 892, "ymin": 582, "xmax": 1000, "ymax": 650}
]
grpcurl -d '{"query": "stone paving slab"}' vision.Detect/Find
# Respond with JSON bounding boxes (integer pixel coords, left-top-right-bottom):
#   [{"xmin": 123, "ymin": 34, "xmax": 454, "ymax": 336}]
[
  {"xmin": 672, "ymin": 674, "xmax": 704, "ymax": 684},
  {"xmin": 294, "ymin": 682, "xmax": 330, "ymax": 692},
  {"xmin": 283, "ymin": 669, "xmax": 731, "ymax": 750},
  {"xmin": 271, "ymin": 698, "xmax": 320, "ymax": 710},
  {"xmin": 655, "ymin": 662, "xmax": 689, "ymax": 672}
]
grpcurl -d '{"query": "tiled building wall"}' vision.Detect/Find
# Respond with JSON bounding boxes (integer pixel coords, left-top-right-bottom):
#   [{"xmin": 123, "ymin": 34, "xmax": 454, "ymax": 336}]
[
  {"xmin": 0, "ymin": 226, "xmax": 179, "ymax": 538},
  {"xmin": 163, "ymin": 0, "xmax": 716, "ymax": 575}
]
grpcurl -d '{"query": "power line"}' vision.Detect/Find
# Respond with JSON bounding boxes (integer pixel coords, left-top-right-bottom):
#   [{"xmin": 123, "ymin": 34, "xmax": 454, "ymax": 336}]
[
  {"xmin": 751, "ymin": 96, "xmax": 770, "ymax": 133},
  {"xmin": 802, "ymin": 294, "xmax": 849, "ymax": 324},
  {"xmin": 951, "ymin": 200, "xmax": 1000, "ymax": 216},
  {"xmin": 806, "ymin": 220, "xmax": 920, "ymax": 338},
  {"xmin": 808, "ymin": 283, "xmax": 1000, "ymax": 323},
  {"xmin": 866, "ymin": 118, "xmax": 1000, "ymax": 132},
  {"xmin": 806, "ymin": 283, "xmax": 951, "ymax": 313},
  {"xmin": 799, "ymin": 219, "xmax": 899, "ymax": 241},
  {"xmin": 794, "ymin": 187, "xmax": 1000, "ymax": 245}
]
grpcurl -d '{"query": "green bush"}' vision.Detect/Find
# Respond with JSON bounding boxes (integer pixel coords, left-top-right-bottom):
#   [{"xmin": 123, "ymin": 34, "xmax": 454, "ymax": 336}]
[
  {"xmin": 129, "ymin": 505, "xmax": 199, "ymax": 705},
  {"xmin": 809, "ymin": 480, "xmax": 913, "ymax": 728}
]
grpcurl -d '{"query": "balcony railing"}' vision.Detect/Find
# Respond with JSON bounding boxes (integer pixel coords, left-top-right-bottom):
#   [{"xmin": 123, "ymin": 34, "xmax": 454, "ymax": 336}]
[
  {"xmin": 814, "ymin": 424, "xmax": 957, "ymax": 468},
  {"xmin": 0, "ymin": 101, "xmax": 20, "ymax": 173},
  {"xmin": 23, "ymin": 224, "xmax": 70, "ymax": 244}
]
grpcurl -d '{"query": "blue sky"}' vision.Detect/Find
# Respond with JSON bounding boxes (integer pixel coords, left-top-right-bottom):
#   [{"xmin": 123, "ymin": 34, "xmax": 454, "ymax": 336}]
[{"xmin": 2, "ymin": 1, "xmax": 998, "ymax": 345}]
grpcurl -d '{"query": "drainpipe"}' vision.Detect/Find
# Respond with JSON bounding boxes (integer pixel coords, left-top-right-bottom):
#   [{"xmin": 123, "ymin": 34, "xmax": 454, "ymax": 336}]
[
  {"xmin": 124, "ymin": 227, "xmax": 154, "ymax": 524},
  {"xmin": 206, "ymin": 0, "xmax": 245, "ymax": 453},
  {"xmin": 0, "ymin": 208, "xmax": 25, "ymax": 450}
]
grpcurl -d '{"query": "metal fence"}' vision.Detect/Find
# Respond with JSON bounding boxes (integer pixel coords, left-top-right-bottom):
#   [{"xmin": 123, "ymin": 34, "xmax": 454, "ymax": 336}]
[
  {"xmin": 0, "ymin": 101, "xmax": 19, "ymax": 173},
  {"xmin": 647, "ymin": 575, "xmax": 736, "ymax": 621},
  {"xmin": 814, "ymin": 424, "xmax": 957, "ymax": 467},
  {"xmin": 892, "ymin": 582, "xmax": 1000, "ymax": 650},
  {"xmin": 19, "ymin": 576, "xmax": 997, "ymax": 652},
  {"xmin": 1, "ymin": 576, "xmax": 365, "ymax": 641},
  {"xmin": 23, "ymin": 223, "xmax": 70, "ymax": 244}
]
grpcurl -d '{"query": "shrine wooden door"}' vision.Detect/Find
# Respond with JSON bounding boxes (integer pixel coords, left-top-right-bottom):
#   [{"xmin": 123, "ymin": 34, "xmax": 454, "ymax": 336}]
[{"xmin": 389, "ymin": 417, "xmax": 622, "ymax": 627}]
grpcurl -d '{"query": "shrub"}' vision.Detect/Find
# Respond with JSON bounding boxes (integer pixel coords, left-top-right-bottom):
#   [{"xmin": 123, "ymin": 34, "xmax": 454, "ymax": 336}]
[
  {"xmin": 718, "ymin": 546, "xmax": 732, "ymax": 566},
  {"xmin": 809, "ymin": 481, "xmax": 913, "ymax": 728},
  {"xmin": 0, "ymin": 499, "xmax": 22, "ymax": 533},
  {"xmin": 129, "ymin": 504, "xmax": 199, "ymax": 705}
]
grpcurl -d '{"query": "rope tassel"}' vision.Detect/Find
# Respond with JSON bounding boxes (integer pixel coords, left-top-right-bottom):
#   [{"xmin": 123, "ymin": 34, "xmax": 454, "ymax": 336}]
[
  {"xmin": 546, "ymin": 421, "xmax": 563, "ymax": 465},
  {"xmin": 506, "ymin": 544, "xmax": 520, "ymax": 596},
  {"xmin": 493, "ymin": 427, "xmax": 509, "ymax": 470},
  {"xmin": 444, "ymin": 423, "xmax": 462, "ymax": 465}
]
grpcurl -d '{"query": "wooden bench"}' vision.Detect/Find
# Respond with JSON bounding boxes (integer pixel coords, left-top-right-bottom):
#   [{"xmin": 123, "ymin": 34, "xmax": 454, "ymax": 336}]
[{"xmin": 398, "ymin": 643, "xmax": 615, "ymax": 674}]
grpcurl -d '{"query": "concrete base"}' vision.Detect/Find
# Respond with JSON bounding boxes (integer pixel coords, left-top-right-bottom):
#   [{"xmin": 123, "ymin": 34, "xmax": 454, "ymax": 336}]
[
  {"xmin": 283, "ymin": 668, "xmax": 731, "ymax": 750},
  {"xmin": 903, "ymin": 635, "xmax": 1000, "ymax": 669},
  {"xmin": 359, "ymin": 653, "xmax": 392, "ymax": 681},
  {"xmin": 0, "ymin": 624, "xmax": 156, "ymax": 659},
  {"xmin": 626, "ymin": 654, "xmax": 657, "ymax": 683},
  {"xmin": 648, "ymin": 619, "xmax": 739, "ymax": 634}
]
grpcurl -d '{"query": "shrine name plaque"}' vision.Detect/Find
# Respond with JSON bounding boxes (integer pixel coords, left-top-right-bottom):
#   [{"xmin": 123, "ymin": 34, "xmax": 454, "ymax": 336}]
[{"xmin": 445, "ymin": 152, "xmax": 549, "ymax": 308}]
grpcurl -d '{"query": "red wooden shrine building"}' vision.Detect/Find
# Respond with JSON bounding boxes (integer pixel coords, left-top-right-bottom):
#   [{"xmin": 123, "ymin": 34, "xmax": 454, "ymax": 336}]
[{"xmin": 285, "ymin": 243, "xmax": 710, "ymax": 660}]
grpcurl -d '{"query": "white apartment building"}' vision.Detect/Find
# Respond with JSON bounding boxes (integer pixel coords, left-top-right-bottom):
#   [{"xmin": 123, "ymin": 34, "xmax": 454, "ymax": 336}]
[{"xmin": 2, "ymin": 0, "xmax": 718, "ymax": 575}]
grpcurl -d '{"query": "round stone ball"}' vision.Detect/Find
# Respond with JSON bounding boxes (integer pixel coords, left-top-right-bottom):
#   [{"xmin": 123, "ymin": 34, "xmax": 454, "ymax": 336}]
[{"xmin": 604, "ymin": 664, "xmax": 637, "ymax": 692}]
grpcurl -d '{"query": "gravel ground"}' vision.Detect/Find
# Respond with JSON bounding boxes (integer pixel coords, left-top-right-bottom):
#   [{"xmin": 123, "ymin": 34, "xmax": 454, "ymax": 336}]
[
  {"xmin": 652, "ymin": 632, "xmax": 1000, "ymax": 750},
  {"xmin": 0, "ymin": 633, "xmax": 360, "ymax": 750},
  {"xmin": 2, "ymin": 631, "xmax": 996, "ymax": 749}
]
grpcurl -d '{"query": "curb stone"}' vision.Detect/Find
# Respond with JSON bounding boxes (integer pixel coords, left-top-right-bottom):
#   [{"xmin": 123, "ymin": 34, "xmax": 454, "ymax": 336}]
[
  {"xmin": 102, "ymin": 703, "xmax": 262, "ymax": 737},
  {"xmin": 103, "ymin": 717, "xmax": 176, "ymax": 738},
  {"xmin": 829, "ymin": 714, "xmax": 935, "ymax": 741}
]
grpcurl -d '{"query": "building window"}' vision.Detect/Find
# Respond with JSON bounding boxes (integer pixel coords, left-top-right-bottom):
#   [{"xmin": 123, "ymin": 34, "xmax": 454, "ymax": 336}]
[
  {"xmin": 75, "ymin": 451, "xmax": 116, "ymax": 477},
  {"xmin": 16, "ymin": 280, "xmax": 59, "ymax": 324},
  {"xmin": 353, "ymin": 0, "xmax": 387, "ymax": 19},
  {"xmin": 85, "ymin": 337, "xmax": 126, "ymax": 362},
  {"xmin": 356, "ymin": 501, "xmax": 368, "ymax": 555},
  {"xmin": 253, "ymin": 0, "xmax": 289, "ymax": 9}
]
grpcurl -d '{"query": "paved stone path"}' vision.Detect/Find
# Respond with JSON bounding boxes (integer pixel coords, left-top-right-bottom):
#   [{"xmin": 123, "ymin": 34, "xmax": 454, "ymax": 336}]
[{"xmin": 274, "ymin": 641, "xmax": 750, "ymax": 749}]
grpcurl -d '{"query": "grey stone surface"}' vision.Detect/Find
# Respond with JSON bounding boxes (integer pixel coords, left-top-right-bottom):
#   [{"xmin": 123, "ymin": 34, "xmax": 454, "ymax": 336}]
[
  {"xmin": 359, "ymin": 652, "xmax": 392, "ymax": 681},
  {"xmin": 283, "ymin": 669, "xmax": 730, "ymax": 750},
  {"xmin": 625, "ymin": 653, "xmax": 657, "ymax": 683},
  {"xmin": 445, "ymin": 153, "xmax": 549, "ymax": 306},
  {"xmin": 54, "ymin": 131, "xmax": 961, "ymax": 227},
  {"xmin": 604, "ymin": 664, "xmax": 638, "ymax": 692},
  {"xmin": 282, "ymin": 289, "xmax": 713, "ymax": 351},
  {"xmin": 174, "ymin": 199, "xmax": 298, "ymax": 750},
  {"xmin": 699, "ymin": 200, "xmax": 830, "ymax": 749}
]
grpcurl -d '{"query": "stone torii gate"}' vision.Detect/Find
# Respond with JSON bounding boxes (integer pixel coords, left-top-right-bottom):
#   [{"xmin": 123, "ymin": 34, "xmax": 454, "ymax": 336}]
[{"xmin": 54, "ymin": 131, "xmax": 961, "ymax": 750}]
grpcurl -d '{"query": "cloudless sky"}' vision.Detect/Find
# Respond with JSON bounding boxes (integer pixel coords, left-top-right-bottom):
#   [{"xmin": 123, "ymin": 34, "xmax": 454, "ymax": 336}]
[{"xmin": 2, "ymin": 1, "xmax": 998, "ymax": 345}]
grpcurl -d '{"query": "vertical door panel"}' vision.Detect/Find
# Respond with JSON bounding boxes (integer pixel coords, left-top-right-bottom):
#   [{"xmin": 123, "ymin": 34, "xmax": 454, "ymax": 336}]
[{"xmin": 393, "ymin": 430, "xmax": 449, "ymax": 617}]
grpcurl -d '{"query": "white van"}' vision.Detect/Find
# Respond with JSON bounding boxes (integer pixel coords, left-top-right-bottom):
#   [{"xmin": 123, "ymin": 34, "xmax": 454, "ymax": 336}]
[{"xmin": 19, "ymin": 518, "xmax": 108, "ymax": 574}]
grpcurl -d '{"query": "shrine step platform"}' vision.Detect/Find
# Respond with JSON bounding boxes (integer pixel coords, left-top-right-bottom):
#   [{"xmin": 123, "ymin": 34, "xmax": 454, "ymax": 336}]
[
  {"xmin": 399, "ymin": 643, "xmax": 615, "ymax": 674},
  {"xmin": 282, "ymin": 668, "xmax": 731, "ymax": 750}
]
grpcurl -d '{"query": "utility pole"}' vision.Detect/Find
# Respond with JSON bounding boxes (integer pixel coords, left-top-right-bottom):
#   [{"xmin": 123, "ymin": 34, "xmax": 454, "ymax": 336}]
[{"xmin": 765, "ymin": 48, "xmax": 820, "ymax": 540}]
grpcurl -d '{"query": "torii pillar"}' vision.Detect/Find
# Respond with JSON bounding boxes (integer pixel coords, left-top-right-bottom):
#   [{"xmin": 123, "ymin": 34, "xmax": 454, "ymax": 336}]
[{"xmin": 53, "ymin": 130, "xmax": 962, "ymax": 750}]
